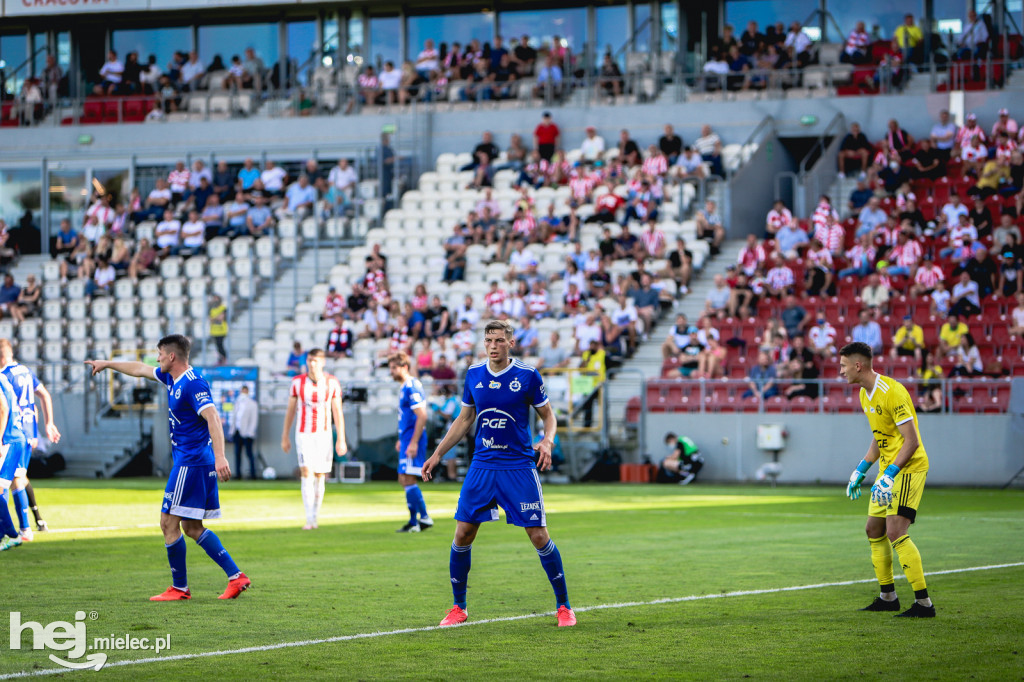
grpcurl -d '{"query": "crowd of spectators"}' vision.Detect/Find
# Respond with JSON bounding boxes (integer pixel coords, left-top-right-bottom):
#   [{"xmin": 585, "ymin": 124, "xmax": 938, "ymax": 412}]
[{"xmin": 656, "ymin": 109, "xmax": 1024, "ymax": 411}]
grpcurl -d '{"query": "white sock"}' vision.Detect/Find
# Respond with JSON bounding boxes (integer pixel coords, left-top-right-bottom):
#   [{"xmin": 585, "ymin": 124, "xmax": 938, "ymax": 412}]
[
  {"xmin": 880, "ymin": 592, "xmax": 897, "ymax": 601},
  {"xmin": 314, "ymin": 476, "xmax": 326, "ymax": 521},
  {"xmin": 300, "ymin": 476, "xmax": 314, "ymax": 523}
]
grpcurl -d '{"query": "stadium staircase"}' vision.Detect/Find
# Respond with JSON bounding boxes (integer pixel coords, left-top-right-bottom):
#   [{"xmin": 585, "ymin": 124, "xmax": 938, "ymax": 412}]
[{"xmin": 57, "ymin": 415, "xmax": 150, "ymax": 479}]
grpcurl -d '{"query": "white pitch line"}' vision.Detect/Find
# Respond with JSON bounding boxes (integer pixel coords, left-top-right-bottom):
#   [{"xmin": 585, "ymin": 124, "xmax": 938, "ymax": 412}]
[{"xmin": 2, "ymin": 561, "xmax": 1022, "ymax": 680}]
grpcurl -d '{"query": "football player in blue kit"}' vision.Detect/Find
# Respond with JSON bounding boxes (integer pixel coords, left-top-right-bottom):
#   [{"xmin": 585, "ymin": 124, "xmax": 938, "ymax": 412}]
[
  {"xmin": 0, "ymin": 339, "xmax": 60, "ymax": 537},
  {"xmin": 389, "ymin": 352, "xmax": 433, "ymax": 533},
  {"xmin": 86, "ymin": 334, "xmax": 250, "ymax": 600},
  {"xmin": 422, "ymin": 319, "xmax": 576, "ymax": 628},
  {"xmin": 0, "ymin": 371, "xmax": 28, "ymax": 551}
]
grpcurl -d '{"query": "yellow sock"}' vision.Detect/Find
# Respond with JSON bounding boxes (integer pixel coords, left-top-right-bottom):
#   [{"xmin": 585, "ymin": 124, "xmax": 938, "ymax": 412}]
[
  {"xmin": 892, "ymin": 534, "xmax": 927, "ymax": 592},
  {"xmin": 869, "ymin": 535, "xmax": 895, "ymax": 590}
]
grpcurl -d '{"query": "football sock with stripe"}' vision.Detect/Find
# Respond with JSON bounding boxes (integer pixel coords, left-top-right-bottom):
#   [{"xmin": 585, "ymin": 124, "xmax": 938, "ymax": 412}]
[
  {"xmin": 537, "ymin": 539, "xmax": 570, "ymax": 609},
  {"xmin": 11, "ymin": 486, "xmax": 30, "ymax": 531},
  {"xmin": 449, "ymin": 542, "xmax": 472, "ymax": 609},
  {"xmin": 404, "ymin": 485, "xmax": 420, "ymax": 524},
  {"xmin": 892, "ymin": 534, "xmax": 931, "ymax": 605},
  {"xmin": 869, "ymin": 535, "xmax": 896, "ymax": 599},
  {"xmin": 0, "ymin": 490, "xmax": 19, "ymax": 539},
  {"xmin": 406, "ymin": 484, "xmax": 428, "ymax": 520},
  {"xmin": 196, "ymin": 529, "xmax": 241, "ymax": 578},
  {"xmin": 165, "ymin": 534, "xmax": 188, "ymax": 590},
  {"xmin": 313, "ymin": 476, "xmax": 326, "ymax": 521},
  {"xmin": 300, "ymin": 476, "xmax": 314, "ymax": 524},
  {"xmin": 24, "ymin": 482, "xmax": 43, "ymax": 525}
]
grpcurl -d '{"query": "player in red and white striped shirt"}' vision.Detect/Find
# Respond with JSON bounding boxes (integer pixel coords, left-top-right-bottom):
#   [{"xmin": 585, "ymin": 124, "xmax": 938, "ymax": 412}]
[
  {"xmin": 281, "ymin": 349, "xmax": 346, "ymax": 529},
  {"xmin": 910, "ymin": 255, "xmax": 944, "ymax": 297}
]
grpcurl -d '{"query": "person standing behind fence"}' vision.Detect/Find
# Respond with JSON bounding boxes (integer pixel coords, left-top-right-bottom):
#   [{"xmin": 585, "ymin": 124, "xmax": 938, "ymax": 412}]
[{"xmin": 231, "ymin": 385, "xmax": 259, "ymax": 480}]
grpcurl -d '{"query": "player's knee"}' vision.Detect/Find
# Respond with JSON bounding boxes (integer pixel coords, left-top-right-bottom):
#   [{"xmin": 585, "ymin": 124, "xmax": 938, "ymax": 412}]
[
  {"xmin": 181, "ymin": 521, "xmax": 205, "ymax": 540},
  {"xmin": 526, "ymin": 527, "xmax": 550, "ymax": 548}
]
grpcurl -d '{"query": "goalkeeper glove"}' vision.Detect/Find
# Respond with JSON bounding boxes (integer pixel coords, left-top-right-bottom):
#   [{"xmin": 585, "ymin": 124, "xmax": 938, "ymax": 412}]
[
  {"xmin": 870, "ymin": 464, "xmax": 900, "ymax": 505},
  {"xmin": 846, "ymin": 459, "xmax": 871, "ymax": 500}
]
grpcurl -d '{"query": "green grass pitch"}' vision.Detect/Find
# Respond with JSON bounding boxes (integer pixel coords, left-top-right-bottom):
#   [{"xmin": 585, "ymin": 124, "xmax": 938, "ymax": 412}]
[{"xmin": 2, "ymin": 480, "xmax": 1023, "ymax": 680}]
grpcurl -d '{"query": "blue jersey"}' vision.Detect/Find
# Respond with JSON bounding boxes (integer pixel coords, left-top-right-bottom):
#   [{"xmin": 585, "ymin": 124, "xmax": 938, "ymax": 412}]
[
  {"xmin": 0, "ymin": 373, "xmax": 26, "ymax": 445},
  {"xmin": 154, "ymin": 366, "xmax": 217, "ymax": 466},
  {"xmin": 398, "ymin": 377, "xmax": 428, "ymax": 451},
  {"xmin": 461, "ymin": 359, "xmax": 548, "ymax": 469},
  {"xmin": 1, "ymin": 363, "xmax": 40, "ymax": 439}
]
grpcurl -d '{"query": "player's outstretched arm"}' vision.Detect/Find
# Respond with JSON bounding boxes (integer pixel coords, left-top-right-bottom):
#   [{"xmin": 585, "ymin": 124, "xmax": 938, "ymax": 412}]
[
  {"xmin": 84, "ymin": 359, "xmax": 156, "ymax": 379},
  {"xmin": 422, "ymin": 406, "xmax": 476, "ymax": 481},
  {"xmin": 201, "ymin": 407, "xmax": 231, "ymax": 482},
  {"xmin": 532, "ymin": 402, "xmax": 557, "ymax": 471}
]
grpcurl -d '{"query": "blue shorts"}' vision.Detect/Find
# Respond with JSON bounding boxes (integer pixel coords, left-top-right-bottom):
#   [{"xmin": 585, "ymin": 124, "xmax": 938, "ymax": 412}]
[
  {"xmin": 454, "ymin": 466, "xmax": 546, "ymax": 527},
  {"xmin": 0, "ymin": 439, "xmax": 28, "ymax": 488},
  {"xmin": 398, "ymin": 435, "xmax": 427, "ymax": 476},
  {"xmin": 162, "ymin": 464, "xmax": 221, "ymax": 520}
]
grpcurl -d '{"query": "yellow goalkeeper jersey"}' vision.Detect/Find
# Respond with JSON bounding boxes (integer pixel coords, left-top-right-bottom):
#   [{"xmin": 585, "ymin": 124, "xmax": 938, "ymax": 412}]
[{"xmin": 858, "ymin": 373, "xmax": 929, "ymax": 474}]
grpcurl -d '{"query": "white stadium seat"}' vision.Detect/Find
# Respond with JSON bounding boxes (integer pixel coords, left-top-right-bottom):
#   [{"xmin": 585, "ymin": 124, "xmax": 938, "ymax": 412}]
[
  {"xmin": 137, "ymin": 277, "xmax": 161, "ymax": 300},
  {"xmin": 159, "ymin": 257, "xmax": 182, "ymax": 278},
  {"xmin": 113, "ymin": 278, "xmax": 135, "ymax": 300},
  {"xmin": 90, "ymin": 297, "xmax": 112, "ymax": 320},
  {"xmin": 43, "ymin": 341, "xmax": 64, "ymax": 363},
  {"xmin": 66, "ymin": 299, "xmax": 88, "ymax": 321},
  {"xmin": 163, "ymin": 278, "xmax": 185, "ymax": 299},
  {"xmin": 139, "ymin": 299, "xmax": 162, "ymax": 319},
  {"xmin": 67, "ymin": 341, "xmax": 89, "ymax": 363},
  {"xmin": 115, "ymin": 299, "xmax": 136, "ymax": 319},
  {"xmin": 67, "ymin": 320, "xmax": 89, "ymax": 341},
  {"xmin": 183, "ymin": 256, "xmax": 208, "ymax": 279},
  {"xmin": 43, "ymin": 321, "xmax": 64, "ymax": 341},
  {"xmin": 206, "ymin": 237, "xmax": 230, "ymax": 259}
]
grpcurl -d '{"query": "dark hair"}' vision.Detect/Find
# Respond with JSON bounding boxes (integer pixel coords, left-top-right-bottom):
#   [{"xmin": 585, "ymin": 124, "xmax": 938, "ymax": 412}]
[
  {"xmin": 158, "ymin": 334, "xmax": 191, "ymax": 360},
  {"xmin": 839, "ymin": 341, "xmax": 873, "ymax": 360}
]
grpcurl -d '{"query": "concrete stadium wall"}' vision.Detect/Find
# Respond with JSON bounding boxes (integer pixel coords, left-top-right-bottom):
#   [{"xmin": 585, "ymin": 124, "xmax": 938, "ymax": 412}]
[{"xmin": 643, "ymin": 412, "xmax": 1023, "ymax": 487}]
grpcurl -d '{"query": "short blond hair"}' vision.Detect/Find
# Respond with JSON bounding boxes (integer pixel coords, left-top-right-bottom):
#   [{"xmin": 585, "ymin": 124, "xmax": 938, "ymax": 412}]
[{"xmin": 483, "ymin": 319, "xmax": 515, "ymax": 339}]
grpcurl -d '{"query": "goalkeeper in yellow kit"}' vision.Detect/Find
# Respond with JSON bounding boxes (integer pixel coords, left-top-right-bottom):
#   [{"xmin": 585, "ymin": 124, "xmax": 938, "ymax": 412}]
[{"xmin": 838, "ymin": 342, "xmax": 935, "ymax": 618}]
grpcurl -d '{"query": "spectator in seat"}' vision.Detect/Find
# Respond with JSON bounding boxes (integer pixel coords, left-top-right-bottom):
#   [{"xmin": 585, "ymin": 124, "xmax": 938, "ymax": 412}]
[
  {"xmin": 454, "ymin": 294, "xmax": 480, "ymax": 328},
  {"xmin": 910, "ymin": 139, "xmax": 943, "ymax": 181},
  {"xmin": 579, "ymin": 126, "xmax": 606, "ymax": 162},
  {"xmin": 765, "ymin": 253, "xmax": 795, "ymax": 298},
  {"xmin": 127, "ymin": 238, "xmax": 157, "ymax": 280},
  {"xmin": 997, "ymin": 235, "xmax": 1023, "ymax": 297},
  {"xmin": 0, "ymin": 274, "xmax": 22, "ymax": 320},
  {"xmin": 533, "ymin": 54, "xmax": 563, "ymax": 99},
  {"xmin": 278, "ymin": 175, "xmax": 317, "ymax": 221},
  {"xmin": 890, "ymin": 315, "xmax": 926, "ymax": 362},
  {"xmin": 930, "ymin": 109, "xmax": 957, "ymax": 161},
  {"xmin": 431, "ymin": 353, "xmax": 457, "ymax": 383},
  {"xmin": 704, "ymin": 274, "xmax": 731, "ymax": 318},
  {"xmin": 938, "ymin": 312, "xmax": 969, "ymax": 356},
  {"xmin": 241, "ymin": 194, "xmax": 273, "ymax": 237},
  {"xmin": 326, "ymin": 158, "xmax": 358, "ymax": 217},
  {"xmin": 839, "ymin": 234, "xmax": 877, "ymax": 279},
  {"xmin": 893, "ymin": 13, "xmax": 923, "ymax": 66},
  {"xmin": 325, "ymin": 316, "xmax": 353, "ymax": 358},
  {"xmin": 848, "ymin": 179, "xmax": 874, "ymax": 213},
  {"xmin": 884, "ymin": 230, "xmax": 922, "ymax": 277},
  {"xmin": 661, "ymin": 314, "xmax": 690, "ymax": 360},
  {"xmin": 597, "ymin": 53, "xmax": 623, "ymax": 98},
  {"xmin": 938, "ymin": 193, "xmax": 969, "ymax": 238},
  {"xmin": 743, "ymin": 351, "xmax": 779, "ymax": 400},
  {"xmin": 860, "ymin": 272, "xmax": 891, "ymax": 315},
  {"xmin": 630, "ymin": 274, "xmax": 659, "ymax": 333},
  {"xmin": 960, "ymin": 134, "xmax": 988, "ymax": 177},
  {"xmin": 909, "ymin": 255, "xmax": 945, "ymax": 298},
  {"xmin": 322, "ymin": 286, "xmax": 345, "ymax": 320},
  {"xmin": 1009, "ymin": 291, "xmax": 1024, "ymax": 336},
  {"xmin": 726, "ymin": 272, "xmax": 756, "ymax": 319},
  {"xmin": 851, "ymin": 309, "xmax": 884, "ymax": 356},
  {"xmin": 659, "ymin": 124, "xmax": 683, "ymax": 165},
  {"xmin": 537, "ymin": 331, "xmax": 571, "ymax": 370},
  {"xmin": 514, "ymin": 316, "xmax": 540, "ymax": 356},
  {"xmin": 949, "ymin": 333, "xmax": 983, "ymax": 376},
  {"xmin": 154, "ymin": 209, "xmax": 180, "ymax": 258},
  {"xmin": 178, "ymin": 209, "xmax": 206, "ymax": 255},
  {"xmin": 617, "ymin": 129, "xmax": 641, "ymax": 167},
  {"xmin": 673, "ymin": 146, "xmax": 707, "ymax": 182},
  {"xmin": 783, "ymin": 21, "xmax": 813, "ymax": 67},
  {"xmin": 179, "ymin": 52, "xmax": 205, "ymax": 92},
  {"xmin": 956, "ymin": 8, "xmax": 989, "ymax": 61},
  {"xmin": 950, "ymin": 271, "xmax": 982, "ymax": 318},
  {"xmin": 222, "ymin": 191, "xmax": 250, "ymax": 237},
  {"xmin": 693, "ymin": 335, "xmax": 726, "ymax": 379},
  {"xmin": 200, "ymin": 194, "xmax": 224, "ymax": 239},
  {"xmin": 84, "ymin": 257, "xmax": 115, "ymax": 297},
  {"xmin": 765, "ymin": 199, "xmax": 793, "ymax": 238},
  {"xmin": 805, "ymin": 238, "xmax": 835, "ymax": 296},
  {"xmin": 916, "ymin": 349, "xmax": 944, "ymax": 413},
  {"xmin": 775, "ymin": 220, "xmax": 808, "ymax": 260},
  {"xmin": 414, "ymin": 39, "xmax": 440, "ymax": 80},
  {"xmin": 807, "ymin": 316, "xmax": 838, "ymax": 358},
  {"xmin": 237, "ymin": 158, "xmax": 260, "ymax": 191},
  {"xmin": 694, "ymin": 124, "xmax": 723, "ymax": 177},
  {"xmin": 94, "ymin": 50, "xmax": 124, "ymax": 95},
  {"xmin": 451, "ymin": 320, "xmax": 477, "ymax": 361},
  {"xmin": 780, "ymin": 294, "xmax": 809, "ymax": 338},
  {"xmin": 260, "ymin": 160, "xmax": 287, "ymax": 198},
  {"xmin": 222, "ymin": 55, "xmax": 246, "ymax": 91},
  {"xmin": 963, "ymin": 246, "xmax": 997, "ymax": 298},
  {"xmin": 994, "ymin": 213, "xmax": 1023, "ymax": 251},
  {"xmin": 695, "ymin": 199, "xmax": 725, "ymax": 254},
  {"xmin": 837, "ymin": 122, "xmax": 873, "ymax": 178},
  {"xmin": 841, "ymin": 21, "xmax": 871, "ymax": 64}
]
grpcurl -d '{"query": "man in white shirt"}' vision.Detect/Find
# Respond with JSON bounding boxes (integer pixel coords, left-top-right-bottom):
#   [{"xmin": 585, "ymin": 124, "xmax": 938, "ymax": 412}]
[
  {"xmin": 86, "ymin": 257, "xmax": 116, "ymax": 297},
  {"xmin": 506, "ymin": 239, "xmax": 538, "ymax": 281},
  {"xmin": 693, "ymin": 125, "xmax": 723, "ymax": 176},
  {"xmin": 807, "ymin": 317, "xmax": 837, "ymax": 357},
  {"xmin": 154, "ymin": 209, "xmax": 181, "ymax": 257},
  {"xmin": 956, "ymin": 9, "xmax": 989, "ymax": 60},
  {"xmin": 930, "ymin": 109, "xmax": 957, "ymax": 161},
  {"xmin": 179, "ymin": 209, "xmax": 206, "ymax": 254},
  {"xmin": 278, "ymin": 175, "xmax": 318, "ymax": 220},
  {"xmin": 574, "ymin": 312, "xmax": 603, "ymax": 353},
  {"xmin": 189, "ymin": 159, "xmax": 213, "ymax": 190},
  {"xmin": 378, "ymin": 61, "xmax": 403, "ymax": 104},
  {"xmin": 415, "ymin": 39, "xmax": 440, "ymax": 79},
  {"xmin": 579, "ymin": 126, "xmax": 606, "ymax": 162},
  {"xmin": 950, "ymin": 271, "xmax": 981, "ymax": 317},
  {"xmin": 85, "ymin": 194, "xmax": 115, "ymax": 229},
  {"xmin": 454, "ymin": 295, "xmax": 480, "ymax": 327},
  {"xmin": 260, "ymin": 160, "xmax": 288, "ymax": 196},
  {"xmin": 95, "ymin": 50, "xmax": 124, "ymax": 95},
  {"xmin": 451, "ymin": 320, "xmax": 477, "ymax": 360},
  {"xmin": 180, "ymin": 51, "xmax": 206, "ymax": 92},
  {"xmin": 230, "ymin": 385, "xmax": 259, "ymax": 480},
  {"xmin": 784, "ymin": 21, "xmax": 813, "ymax": 66},
  {"xmin": 939, "ymin": 195, "xmax": 969, "ymax": 234},
  {"xmin": 326, "ymin": 158, "xmax": 358, "ymax": 215}
]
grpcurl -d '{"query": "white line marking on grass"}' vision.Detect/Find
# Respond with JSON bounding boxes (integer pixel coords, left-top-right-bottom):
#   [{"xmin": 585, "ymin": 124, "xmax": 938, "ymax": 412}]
[{"xmin": 2, "ymin": 561, "xmax": 1022, "ymax": 679}]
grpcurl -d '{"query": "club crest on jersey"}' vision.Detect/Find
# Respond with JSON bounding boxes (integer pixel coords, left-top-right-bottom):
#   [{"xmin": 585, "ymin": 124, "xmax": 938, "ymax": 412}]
[
  {"xmin": 488, "ymin": 380, "xmax": 501, "ymax": 389},
  {"xmin": 509, "ymin": 379, "xmax": 522, "ymax": 392},
  {"xmin": 174, "ymin": 388, "xmax": 181, "ymax": 399}
]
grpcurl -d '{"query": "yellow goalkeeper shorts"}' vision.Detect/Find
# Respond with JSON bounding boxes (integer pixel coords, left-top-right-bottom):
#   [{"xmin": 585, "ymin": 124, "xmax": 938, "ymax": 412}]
[{"xmin": 868, "ymin": 471, "xmax": 926, "ymax": 522}]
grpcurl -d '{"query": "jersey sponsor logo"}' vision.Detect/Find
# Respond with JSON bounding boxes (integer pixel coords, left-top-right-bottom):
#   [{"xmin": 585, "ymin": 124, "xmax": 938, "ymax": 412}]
[
  {"xmin": 481, "ymin": 417, "xmax": 508, "ymax": 429},
  {"xmin": 509, "ymin": 379, "xmax": 522, "ymax": 392},
  {"xmin": 520, "ymin": 501, "xmax": 541, "ymax": 511},
  {"xmin": 481, "ymin": 437, "xmax": 509, "ymax": 450},
  {"xmin": 477, "ymin": 408, "xmax": 517, "ymax": 425},
  {"xmin": 893, "ymin": 404, "xmax": 907, "ymax": 418},
  {"xmin": 488, "ymin": 380, "xmax": 501, "ymax": 389},
  {"xmin": 411, "ymin": 392, "xmax": 423, "ymax": 402},
  {"xmin": 194, "ymin": 391, "xmax": 210, "ymax": 402}
]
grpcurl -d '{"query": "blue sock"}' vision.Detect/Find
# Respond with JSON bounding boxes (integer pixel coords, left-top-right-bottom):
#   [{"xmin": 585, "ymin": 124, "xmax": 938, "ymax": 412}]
[
  {"xmin": 12, "ymin": 487, "xmax": 30, "ymax": 531},
  {"xmin": 537, "ymin": 540, "xmax": 570, "ymax": 609},
  {"xmin": 0, "ymin": 490, "xmax": 19, "ymax": 539},
  {"xmin": 196, "ymin": 529, "xmax": 240, "ymax": 578},
  {"xmin": 165, "ymin": 534, "xmax": 188, "ymax": 590},
  {"xmin": 404, "ymin": 485, "xmax": 419, "ymax": 524},
  {"xmin": 408, "ymin": 484, "xmax": 429, "ymax": 519},
  {"xmin": 449, "ymin": 542, "xmax": 472, "ymax": 609}
]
